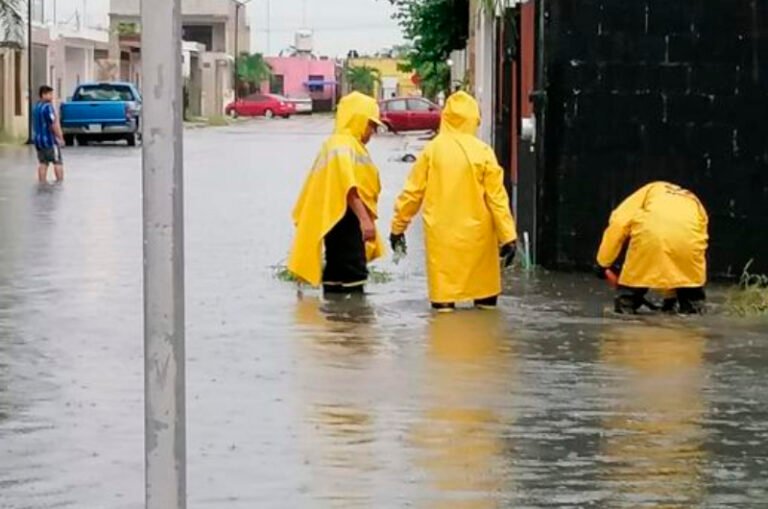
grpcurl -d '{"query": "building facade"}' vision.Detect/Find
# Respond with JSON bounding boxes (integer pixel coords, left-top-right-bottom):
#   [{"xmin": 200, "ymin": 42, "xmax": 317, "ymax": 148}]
[
  {"xmin": 108, "ymin": 0, "xmax": 249, "ymax": 117},
  {"xmin": 265, "ymin": 56, "xmax": 336, "ymax": 109},
  {"xmin": 461, "ymin": 0, "xmax": 768, "ymax": 277},
  {"xmin": 0, "ymin": 0, "xmax": 109, "ymax": 140},
  {"xmin": 345, "ymin": 57, "xmax": 420, "ymax": 100}
]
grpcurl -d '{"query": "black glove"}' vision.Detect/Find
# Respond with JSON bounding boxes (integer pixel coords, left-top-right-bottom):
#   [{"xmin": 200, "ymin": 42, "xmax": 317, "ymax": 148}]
[
  {"xmin": 390, "ymin": 233, "xmax": 407, "ymax": 254},
  {"xmin": 595, "ymin": 265, "xmax": 608, "ymax": 280},
  {"xmin": 500, "ymin": 242, "xmax": 516, "ymax": 268}
]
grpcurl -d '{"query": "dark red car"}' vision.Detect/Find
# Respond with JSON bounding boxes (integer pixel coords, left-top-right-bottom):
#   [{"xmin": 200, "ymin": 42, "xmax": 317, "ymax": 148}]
[
  {"xmin": 379, "ymin": 97, "xmax": 441, "ymax": 133},
  {"xmin": 225, "ymin": 93, "xmax": 296, "ymax": 119}
]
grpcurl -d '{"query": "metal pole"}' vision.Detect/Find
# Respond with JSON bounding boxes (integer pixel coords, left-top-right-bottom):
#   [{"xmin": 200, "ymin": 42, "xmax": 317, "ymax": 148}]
[{"xmin": 141, "ymin": 0, "xmax": 186, "ymax": 506}]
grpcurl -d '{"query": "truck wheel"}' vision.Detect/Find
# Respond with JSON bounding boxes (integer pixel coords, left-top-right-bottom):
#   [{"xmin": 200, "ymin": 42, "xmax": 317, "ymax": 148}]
[
  {"xmin": 76, "ymin": 135, "xmax": 89, "ymax": 146},
  {"xmin": 64, "ymin": 135, "xmax": 75, "ymax": 147},
  {"xmin": 126, "ymin": 134, "xmax": 137, "ymax": 147}
]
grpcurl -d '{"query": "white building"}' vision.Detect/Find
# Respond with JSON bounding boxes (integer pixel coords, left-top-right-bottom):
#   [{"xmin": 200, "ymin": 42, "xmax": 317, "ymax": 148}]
[
  {"xmin": 108, "ymin": 0, "xmax": 251, "ymax": 117},
  {"xmin": 1, "ymin": 0, "xmax": 110, "ymax": 139}
]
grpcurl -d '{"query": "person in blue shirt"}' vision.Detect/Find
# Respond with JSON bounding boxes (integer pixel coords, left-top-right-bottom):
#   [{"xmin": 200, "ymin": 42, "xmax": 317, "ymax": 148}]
[{"xmin": 33, "ymin": 85, "xmax": 65, "ymax": 183}]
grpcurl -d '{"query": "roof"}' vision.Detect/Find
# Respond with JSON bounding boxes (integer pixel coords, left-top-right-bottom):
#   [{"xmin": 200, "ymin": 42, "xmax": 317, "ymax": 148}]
[{"xmin": 77, "ymin": 81, "xmax": 138, "ymax": 88}]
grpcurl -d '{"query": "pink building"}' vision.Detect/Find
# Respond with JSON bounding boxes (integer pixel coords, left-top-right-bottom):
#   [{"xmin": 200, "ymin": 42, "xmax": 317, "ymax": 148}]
[{"xmin": 264, "ymin": 56, "xmax": 337, "ymax": 110}]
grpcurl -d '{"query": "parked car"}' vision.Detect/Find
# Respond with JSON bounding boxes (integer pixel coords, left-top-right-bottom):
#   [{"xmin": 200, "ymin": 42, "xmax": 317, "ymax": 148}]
[
  {"xmin": 225, "ymin": 93, "xmax": 296, "ymax": 119},
  {"xmin": 285, "ymin": 95, "xmax": 313, "ymax": 114},
  {"xmin": 379, "ymin": 97, "xmax": 441, "ymax": 133},
  {"xmin": 60, "ymin": 82, "xmax": 142, "ymax": 146}
]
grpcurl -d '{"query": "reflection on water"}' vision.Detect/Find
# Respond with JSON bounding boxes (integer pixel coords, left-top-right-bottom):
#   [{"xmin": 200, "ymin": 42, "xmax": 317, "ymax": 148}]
[
  {"xmin": 599, "ymin": 325, "xmax": 707, "ymax": 507},
  {"xmin": 411, "ymin": 311, "xmax": 515, "ymax": 509},
  {"xmin": 294, "ymin": 296, "xmax": 382, "ymax": 508}
]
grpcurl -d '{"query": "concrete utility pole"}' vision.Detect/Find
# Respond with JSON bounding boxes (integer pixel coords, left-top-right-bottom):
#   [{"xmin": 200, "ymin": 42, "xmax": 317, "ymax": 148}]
[
  {"xmin": 140, "ymin": 0, "xmax": 186, "ymax": 507},
  {"xmin": 233, "ymin": 0, "xmax": 253, "ymax": 101}
]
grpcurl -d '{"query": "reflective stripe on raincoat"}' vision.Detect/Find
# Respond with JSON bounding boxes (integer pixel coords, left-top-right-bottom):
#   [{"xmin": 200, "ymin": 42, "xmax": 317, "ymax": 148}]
[
  {"xmin": 597, "ymin": 182, "xmax": 709, "ymax": 289},
  {"xmin": 391, "ymin": 92, "xmax": 518, "ymax": 303},
  {"xmin": 288, "ymin": 92, "xmax": 384, "ymax": 286}
]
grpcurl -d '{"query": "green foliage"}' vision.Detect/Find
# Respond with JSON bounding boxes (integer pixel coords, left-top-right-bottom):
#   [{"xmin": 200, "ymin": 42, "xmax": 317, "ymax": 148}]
[
  {"xmin": 207, "ymin": 115, "xmax": 231, "ymax": 127},
  {"xmin": 237, "ymin": 53, "xmax": 272, "ymax": 94},
  {"xmin": 117, "ymin": 22, "xmax": 139, "ymax": 36},
  {"xmin": 0, "ymin": 0, "xmax": 23, "ymax": 44},
  {"xmin": 388, "ymin": 0, "xmax": 469, "ymax": 99},
  {"xmin": 726, "ymin": 261, "xmax": 768, "ymax": 317},
  {"xmin": 273, "ymin": 264, "xmax": 393, "ymax": 286},
  {"xmin": 345, "ymin": 65, "xmax": 381, "ymax": 97}
]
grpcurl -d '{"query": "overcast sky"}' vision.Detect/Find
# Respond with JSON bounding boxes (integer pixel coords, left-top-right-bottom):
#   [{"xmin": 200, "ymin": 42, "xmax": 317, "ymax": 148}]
[
  {"xmin": 52, "ymin": 0, "xmax": 404, "ymax": 57},
  {"xmin": 247, "ymin": 0, "xmax": 405, "ymax": 57}
]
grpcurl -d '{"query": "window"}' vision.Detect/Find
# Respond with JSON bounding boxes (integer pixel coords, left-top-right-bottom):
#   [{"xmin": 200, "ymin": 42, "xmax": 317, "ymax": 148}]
[
  {"xmin": 388, "ymin": 100, "xmax": 407, "ymax": 112},
  {"xmin": 74, "ymin": 84, "xmax": 136, "ymax": 102},
  {"xmin": 307, "ymin": 75, "xmax": 324, "ymax": 93},
  {"xmin": 408, "ymin": 99, "xmax": 433, "ymax": 111},
  {"xmin": 246, "ymin": 94, "xmax": 267, "ymax": 102},
  {"xmin": 182, "ymin": 25, "xmax": 213, "ymax": 51},
  {"xmin": 270, "ymin": 75, "xmax": 284, "ymax": 95},
  {"xmin": 14, "ymin": 50, "xmax": 22, "ymax": 116}
]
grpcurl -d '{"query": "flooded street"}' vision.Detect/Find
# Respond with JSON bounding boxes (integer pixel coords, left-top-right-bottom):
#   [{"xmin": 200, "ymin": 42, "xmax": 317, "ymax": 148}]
[{"xmin": 1, "ymin": 117, "xmax": 767, "ymax": 508}]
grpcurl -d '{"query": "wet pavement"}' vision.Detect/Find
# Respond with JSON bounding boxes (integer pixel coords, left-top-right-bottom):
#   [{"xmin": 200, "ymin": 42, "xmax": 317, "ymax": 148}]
[{"xmin": 1, "ymin": 117, "xmax": 767, "ymax": 508}]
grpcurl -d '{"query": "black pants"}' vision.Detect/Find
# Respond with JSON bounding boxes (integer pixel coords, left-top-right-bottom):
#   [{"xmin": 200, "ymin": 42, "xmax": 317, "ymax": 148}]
[
  {"xmin": 616, "ymin": 287, "xmax": 706, "ymax": 314},
  {"xmin": 323, "ymin": 208, "xmax": 367, "ymax": 293},
  {"xmin": 431, "ymin": 296, "xmax": 499, "ymax": 310}
]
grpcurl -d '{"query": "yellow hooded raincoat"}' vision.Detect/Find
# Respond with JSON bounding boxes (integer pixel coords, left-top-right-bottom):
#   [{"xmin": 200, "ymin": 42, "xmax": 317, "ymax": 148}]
[
  {"xmin": 597, "ymin": 182, "xmax": 709, "ymax": 289},
  {"xmin": 391, "ymin": 92, "xmax": 518, "ymax": 303},
  {"xmin": 288, "ymin": 92, "xmax": 384, "ymax": 286}
]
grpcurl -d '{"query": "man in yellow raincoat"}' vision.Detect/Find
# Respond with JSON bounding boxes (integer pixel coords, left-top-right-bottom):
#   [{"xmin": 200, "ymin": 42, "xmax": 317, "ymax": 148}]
[
  {"xmin": 596, "ymin": 182, "xmax": 709, "ymax": 314},
  {"xmin": 389, "ymin": 92, "xmax": 518, "ymax": 310},
  {"xmin": 288, "ymin": 92, "xmax": 384, "ymax": 294}
]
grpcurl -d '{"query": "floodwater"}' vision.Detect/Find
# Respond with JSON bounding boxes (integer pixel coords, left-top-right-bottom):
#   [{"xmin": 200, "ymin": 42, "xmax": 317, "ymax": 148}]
[{"xmin": 1, "ymin": 118, "xmax": 767, "ymax": 508}]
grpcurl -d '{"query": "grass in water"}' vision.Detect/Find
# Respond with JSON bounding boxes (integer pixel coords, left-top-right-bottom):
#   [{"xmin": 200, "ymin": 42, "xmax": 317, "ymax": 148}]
[
  {"xmin": 726, "ymin": 260, "xmax": 768, "ymax": 317},
  {"xmin": 272, "ymin": 264, "xmax": 393, "ymax": 285},
  {"xmin": 207, "ymin": 115, "xmax": 231, "ymax": 127}
]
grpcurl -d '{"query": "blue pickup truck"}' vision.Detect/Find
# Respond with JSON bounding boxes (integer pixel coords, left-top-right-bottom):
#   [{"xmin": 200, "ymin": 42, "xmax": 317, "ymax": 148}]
[{"xmin": 61, "ymin": 82, "xmax": 142, "ymax": 146}]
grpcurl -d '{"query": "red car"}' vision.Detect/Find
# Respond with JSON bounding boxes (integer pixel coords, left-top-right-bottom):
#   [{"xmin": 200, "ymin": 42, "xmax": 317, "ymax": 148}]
[
  {"xmin": 379, "ymin": 97, "xmax": 441, "ymax": 133},
  {"xmin": 225, "ymin": 93, "xmax": 296, "ymax": 119}
]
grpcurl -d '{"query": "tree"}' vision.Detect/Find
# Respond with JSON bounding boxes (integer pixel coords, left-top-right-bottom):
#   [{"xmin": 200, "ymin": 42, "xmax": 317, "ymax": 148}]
[
  {"xmin": 387, "ymin": 0, "xmax": 469, "ymax": 99},
  {"xmin": 0, "ymin": 0, "xmax": 23, "ymax": 45},
  {"xmin": 346, "ymin": 65, "xmax": 381, "ymax": 97},
  {"xmin": 237, "ymin": 53, "xmax": 272, "ymax": 96}
]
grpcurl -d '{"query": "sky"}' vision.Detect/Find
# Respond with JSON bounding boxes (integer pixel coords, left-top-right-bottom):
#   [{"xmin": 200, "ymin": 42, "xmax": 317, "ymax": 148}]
[
  {"xmin": 247, "ymin": 0, "xmax": 405, "ymax": 57},
  {"xmin": 45, "ymin": 0, "xmax": 404, "ymax": 57}
]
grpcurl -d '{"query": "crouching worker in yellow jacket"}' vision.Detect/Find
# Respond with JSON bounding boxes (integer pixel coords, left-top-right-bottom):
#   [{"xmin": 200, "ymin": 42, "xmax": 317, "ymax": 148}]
[
  {"xmin": 389, "ymin": 92, "xmax": 518, "ymax": 311},
  {"xmin": 288, "ymin": 92, "xmax": 385, "ymax": 294},
  {"xmin": 596, "ymin": 182, "xmax": 709, "ymax": 315}
]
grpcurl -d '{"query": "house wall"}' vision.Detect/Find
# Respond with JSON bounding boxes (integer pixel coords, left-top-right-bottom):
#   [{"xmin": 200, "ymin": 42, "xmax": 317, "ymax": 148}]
[
  {"xmin": 540, "ymin": 0, "xmax": 768, "ymax": 276},
  {"xmin": 347, "ymin": 58, "xmax": 419, "ymax": 99},
  {"xmin": 110, "ymin": 0, "xmax": 249, "ymax": 55},
  {"xmin": 264, "ymin": 57, "xmax": 336, "ymax": 99},
  {"xmin": 0, "ymin": 48, "xmax": 28, "ymax": 140},
  {"xmin": 200, "ymin": 53, "xmax": 234, "ymax": 117}
]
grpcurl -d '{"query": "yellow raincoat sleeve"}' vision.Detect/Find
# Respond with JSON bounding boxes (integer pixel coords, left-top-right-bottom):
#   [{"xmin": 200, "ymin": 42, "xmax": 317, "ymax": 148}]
[
  {"xmin": 483, "ymin": 152, "xmax": 518, "ymax": 246},
  {"xmin": 596, "ymin": 183, "xmax": 654, "ymax": 268},
  {"xmin": 391, "ymin": 149, "xmax": 430, "ymax": 235}
]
